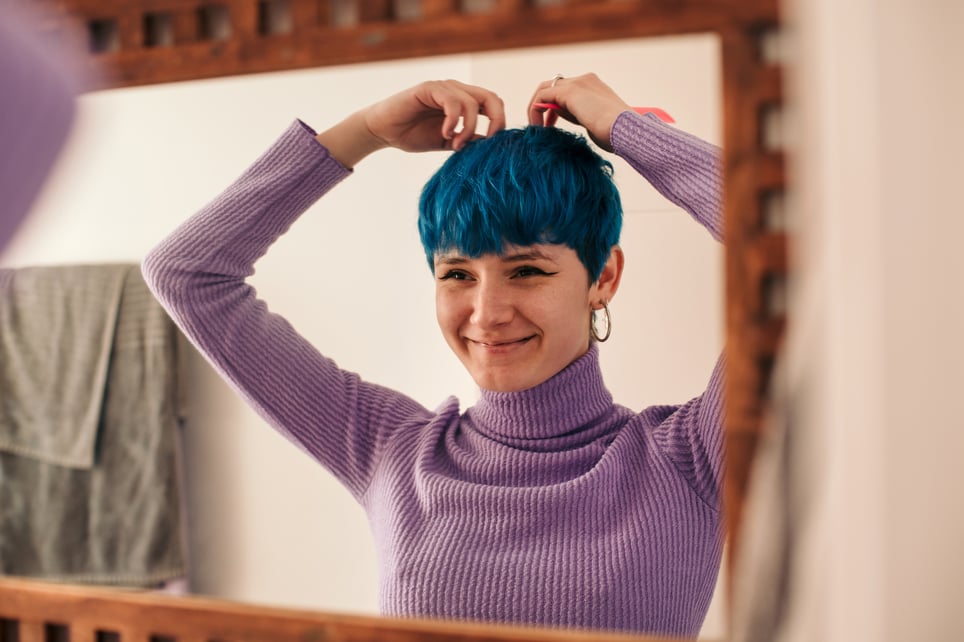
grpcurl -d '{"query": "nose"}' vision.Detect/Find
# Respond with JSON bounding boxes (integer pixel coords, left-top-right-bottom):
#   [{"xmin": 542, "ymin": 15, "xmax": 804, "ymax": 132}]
[{"xmin": 469, "ymin": 280, "xmax": 515, "ymax": 329}]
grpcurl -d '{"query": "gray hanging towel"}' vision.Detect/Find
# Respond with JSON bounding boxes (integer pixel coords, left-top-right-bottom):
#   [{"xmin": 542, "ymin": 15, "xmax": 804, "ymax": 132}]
[
  {"xmin": 0, "ymin": 265, "xmax": 124, "ymax": 467},
  {"xmin": 0, "ymin": 264, "xmax": 186, "ymax": 586}
]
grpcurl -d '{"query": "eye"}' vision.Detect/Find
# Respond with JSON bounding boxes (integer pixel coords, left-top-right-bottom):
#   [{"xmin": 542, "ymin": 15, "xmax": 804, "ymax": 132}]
[
  {"xmin": 513, "ymin": 265, "xmax": 554, "ymax": 278},
  {"xmin": 438, "ymin": 269, "xmax": 472, "ymax": 281}
]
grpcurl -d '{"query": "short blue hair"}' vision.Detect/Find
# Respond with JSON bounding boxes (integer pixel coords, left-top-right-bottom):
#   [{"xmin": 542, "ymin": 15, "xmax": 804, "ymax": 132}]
[{"xmin": 418, "ymin": 126, "xmax": 622, "ymax": 282}]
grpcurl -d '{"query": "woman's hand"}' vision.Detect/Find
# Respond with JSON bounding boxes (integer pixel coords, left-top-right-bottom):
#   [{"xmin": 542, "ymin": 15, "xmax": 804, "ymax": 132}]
[
  {"xmin": 316, "ymin": 80, "xmax": 506, "ymax": 168},
  {"xmin": 526, "ymin": 73, "xmax": 633, "ymax": 152}
]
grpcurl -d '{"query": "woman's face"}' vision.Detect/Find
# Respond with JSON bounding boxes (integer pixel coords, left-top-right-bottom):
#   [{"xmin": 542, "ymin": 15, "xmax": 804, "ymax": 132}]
[{"xmin": 434, "ymin": 243, "xmax": 621, "ymax": 392}]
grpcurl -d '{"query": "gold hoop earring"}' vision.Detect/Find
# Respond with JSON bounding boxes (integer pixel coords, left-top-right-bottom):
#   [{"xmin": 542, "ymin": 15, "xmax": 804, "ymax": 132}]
[{"xmin": 590, "ymin": 301, "xmax": 612, "ymax": 343}]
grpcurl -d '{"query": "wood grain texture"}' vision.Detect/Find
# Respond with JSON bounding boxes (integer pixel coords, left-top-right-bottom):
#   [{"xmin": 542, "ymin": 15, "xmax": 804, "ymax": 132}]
[
  {"xmin": 18, "ymin": 0, "xmax": 778, "ymax": 89},
  {"xmin": 719, "ymin": 23, "xmax": 786, "ymax": 565},
  {"xmin": 0, "ymin": 577, "xmax": 683, "ymax": 642}
]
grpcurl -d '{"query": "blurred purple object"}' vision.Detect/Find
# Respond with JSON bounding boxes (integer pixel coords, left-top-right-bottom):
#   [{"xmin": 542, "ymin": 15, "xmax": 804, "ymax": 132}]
[{"xmin": 0, "ymin": 9, "xmax": 78, "ymax": 253}]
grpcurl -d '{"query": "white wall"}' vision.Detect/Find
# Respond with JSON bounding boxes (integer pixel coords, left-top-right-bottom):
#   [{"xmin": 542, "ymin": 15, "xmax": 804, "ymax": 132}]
[
  {"xmin": 748, "ymin": 0, "xmax": 964, "ymax": 640},
  {"xmin": 2, "ymin": 35, "xmax": 725, "ymax": 637}
]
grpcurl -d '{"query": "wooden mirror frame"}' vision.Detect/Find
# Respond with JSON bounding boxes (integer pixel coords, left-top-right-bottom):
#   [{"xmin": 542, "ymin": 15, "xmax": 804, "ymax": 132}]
[{"xmin": 11, "ymin": 0, "xmax": 786, "ymax": 637}]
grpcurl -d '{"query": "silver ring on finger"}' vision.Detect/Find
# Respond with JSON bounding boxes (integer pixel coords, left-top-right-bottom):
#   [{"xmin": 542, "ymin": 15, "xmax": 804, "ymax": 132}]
[{"xmin": 550, "ymin": 73, "xmax": 564, "ymax": 87}]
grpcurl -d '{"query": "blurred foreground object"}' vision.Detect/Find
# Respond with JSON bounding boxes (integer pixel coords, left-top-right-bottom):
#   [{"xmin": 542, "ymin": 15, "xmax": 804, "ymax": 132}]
[{"xmin": 0, "ymin": 6, "xmax": 79, "ymax": 252}]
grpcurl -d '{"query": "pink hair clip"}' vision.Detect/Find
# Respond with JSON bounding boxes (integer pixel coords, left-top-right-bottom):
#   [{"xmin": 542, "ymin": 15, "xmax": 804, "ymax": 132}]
[{"xmin": 533, "ymin": 102, "xmax": 675, "ymax": 124}]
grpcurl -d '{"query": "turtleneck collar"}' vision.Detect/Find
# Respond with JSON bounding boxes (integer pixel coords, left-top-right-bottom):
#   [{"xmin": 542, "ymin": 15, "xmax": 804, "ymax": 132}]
[{"xmin": 465, "ymin": 344, "xmax": 622, "ymax": 447}]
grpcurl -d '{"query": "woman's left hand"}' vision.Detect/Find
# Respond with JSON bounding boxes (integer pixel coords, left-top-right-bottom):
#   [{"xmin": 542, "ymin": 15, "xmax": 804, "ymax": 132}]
[{"xmin": 316, "ymin": 79, "xmax": 506, "ymax": 168}]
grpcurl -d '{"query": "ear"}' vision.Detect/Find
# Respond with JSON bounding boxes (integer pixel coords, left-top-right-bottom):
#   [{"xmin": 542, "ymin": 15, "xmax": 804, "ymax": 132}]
[{"xmin": 591, "ymin": 245, "xmax": 624, "ymax": 303}]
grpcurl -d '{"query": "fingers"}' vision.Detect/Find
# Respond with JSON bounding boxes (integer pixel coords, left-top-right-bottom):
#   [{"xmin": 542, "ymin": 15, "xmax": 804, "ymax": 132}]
[
  {"xmin": 525, "ymin": 73, "xmax": 632, "ymax": 151},
  {"xmin": 527, "ymin": 78, "xmax": 561, "ymax": 127},
  {"xmin": 421, "ymin": 80, "xmax": 505, "ymax": 151},
  {"xmin": 527, "ymin": 75, "xmax": 579, "ymax": 126},
  {"xmin": 361, "ymin": 80, "xmax": 505, "ymax": 154},
  {"xmin": 479, "ymin": 92, "xmax": 507, "ymax": 138},
  {"xmin": 358, "ymin": 74, "xmax": 632, "ymax": 157}
]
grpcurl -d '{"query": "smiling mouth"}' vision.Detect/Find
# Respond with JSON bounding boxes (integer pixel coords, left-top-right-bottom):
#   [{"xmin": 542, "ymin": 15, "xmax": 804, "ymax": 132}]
[{"xmin": 470, "ymin": 336, "xmax": 534, "ymax": 348}]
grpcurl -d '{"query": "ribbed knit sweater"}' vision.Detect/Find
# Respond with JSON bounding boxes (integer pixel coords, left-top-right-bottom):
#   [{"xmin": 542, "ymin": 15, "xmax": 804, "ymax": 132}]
[{"xmin": 142, "ymin": 111, "xmax": 725, "ymax": 638}]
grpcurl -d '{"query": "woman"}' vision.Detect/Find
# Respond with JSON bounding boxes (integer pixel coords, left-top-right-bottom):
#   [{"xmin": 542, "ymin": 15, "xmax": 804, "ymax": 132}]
[{"xmin": 143, "ymin": 73, "xmax": 724, "ymax": 637}]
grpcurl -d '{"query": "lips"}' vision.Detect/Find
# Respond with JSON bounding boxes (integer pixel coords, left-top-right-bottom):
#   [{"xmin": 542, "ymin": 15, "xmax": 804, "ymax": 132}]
[{"xmin": 469, "ymin": 336, "xmax": 534, "ymax": 348}]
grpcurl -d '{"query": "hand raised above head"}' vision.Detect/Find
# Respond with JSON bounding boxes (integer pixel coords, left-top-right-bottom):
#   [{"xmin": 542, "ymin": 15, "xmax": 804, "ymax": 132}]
[
  {"xmin": 316, "ymin": 80, "xmax": 506, "ymax": 168},
  {"xmin": 526, "ymin": 73, "xmax": 633, "ymax": 152},
  {"xmin": 366, "ymin": 79, "xmax": 506, "ymax": 152}
]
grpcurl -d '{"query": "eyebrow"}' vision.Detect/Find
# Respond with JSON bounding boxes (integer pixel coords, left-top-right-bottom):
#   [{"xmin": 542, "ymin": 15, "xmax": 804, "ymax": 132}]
[{"xmin": 435, "ymin": 249, "xmax": 555, "ymax": 267}]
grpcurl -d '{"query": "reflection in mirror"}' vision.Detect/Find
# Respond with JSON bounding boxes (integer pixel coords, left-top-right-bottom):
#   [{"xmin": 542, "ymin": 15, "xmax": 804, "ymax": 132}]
[{"xmin": 1, "ymin": 34, "xmax": 723, "ymax": 639}]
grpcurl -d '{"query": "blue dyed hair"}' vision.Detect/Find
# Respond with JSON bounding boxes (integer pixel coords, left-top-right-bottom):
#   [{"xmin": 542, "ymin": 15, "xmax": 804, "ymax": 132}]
[{"xmin": 418, "ymin": 126, "xmax": 622, "ymax": 282}]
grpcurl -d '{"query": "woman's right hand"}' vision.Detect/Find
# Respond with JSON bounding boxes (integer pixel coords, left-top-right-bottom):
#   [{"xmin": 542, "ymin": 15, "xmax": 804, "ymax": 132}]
[
  {"xmin": 316, "ymin": 80, "xmax": 506, "ymax": 168},
  {"xmin": 526, "ymin": 73, "xmax": 633, "ymax": 152}
]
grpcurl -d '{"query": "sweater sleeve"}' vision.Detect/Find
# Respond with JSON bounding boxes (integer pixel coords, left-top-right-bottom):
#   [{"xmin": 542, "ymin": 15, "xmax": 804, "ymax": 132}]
[
  {"xmin": 611, "ymin": 111, "xmax": 725, "ymax": 508},
  {"xmin": 610, "ymin": 111, "xmax": 723, "ymax": 242},
  {"xmin": 142, "ymin": 120, "xmax": 431, "ymax": 499}
]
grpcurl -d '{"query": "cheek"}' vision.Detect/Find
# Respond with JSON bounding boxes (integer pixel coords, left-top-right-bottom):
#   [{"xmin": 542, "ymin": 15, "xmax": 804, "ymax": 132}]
[
  {"xmin": 435, "ymin": 290, "xmax": 462, "ymax": 333},
  {"xmin": 557, "ymin": 285, "xmax": 593, "ymax": 322},
  {"xmin": 564, "ymin": 304, "xmax": 591, "ymax": 337},
  {"xmin": 434, "ymin": 292, "xmax": 448, "ymax": 327},
  {"xmin": 530, "ymin": 289, "xmax": 590, "ymax": 335}
]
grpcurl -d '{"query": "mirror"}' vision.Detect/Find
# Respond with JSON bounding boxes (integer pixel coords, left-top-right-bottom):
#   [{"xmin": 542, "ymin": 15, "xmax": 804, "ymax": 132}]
[{"xmin": 1, "ymin": 30, "xmax": 731, "ymax": 640}]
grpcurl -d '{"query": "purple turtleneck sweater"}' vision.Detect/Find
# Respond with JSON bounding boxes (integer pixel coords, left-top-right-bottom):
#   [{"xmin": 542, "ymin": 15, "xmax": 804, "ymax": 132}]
[{"xmin": 142, "ymin": 111, "xmax": 724, "ymax": 637}]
